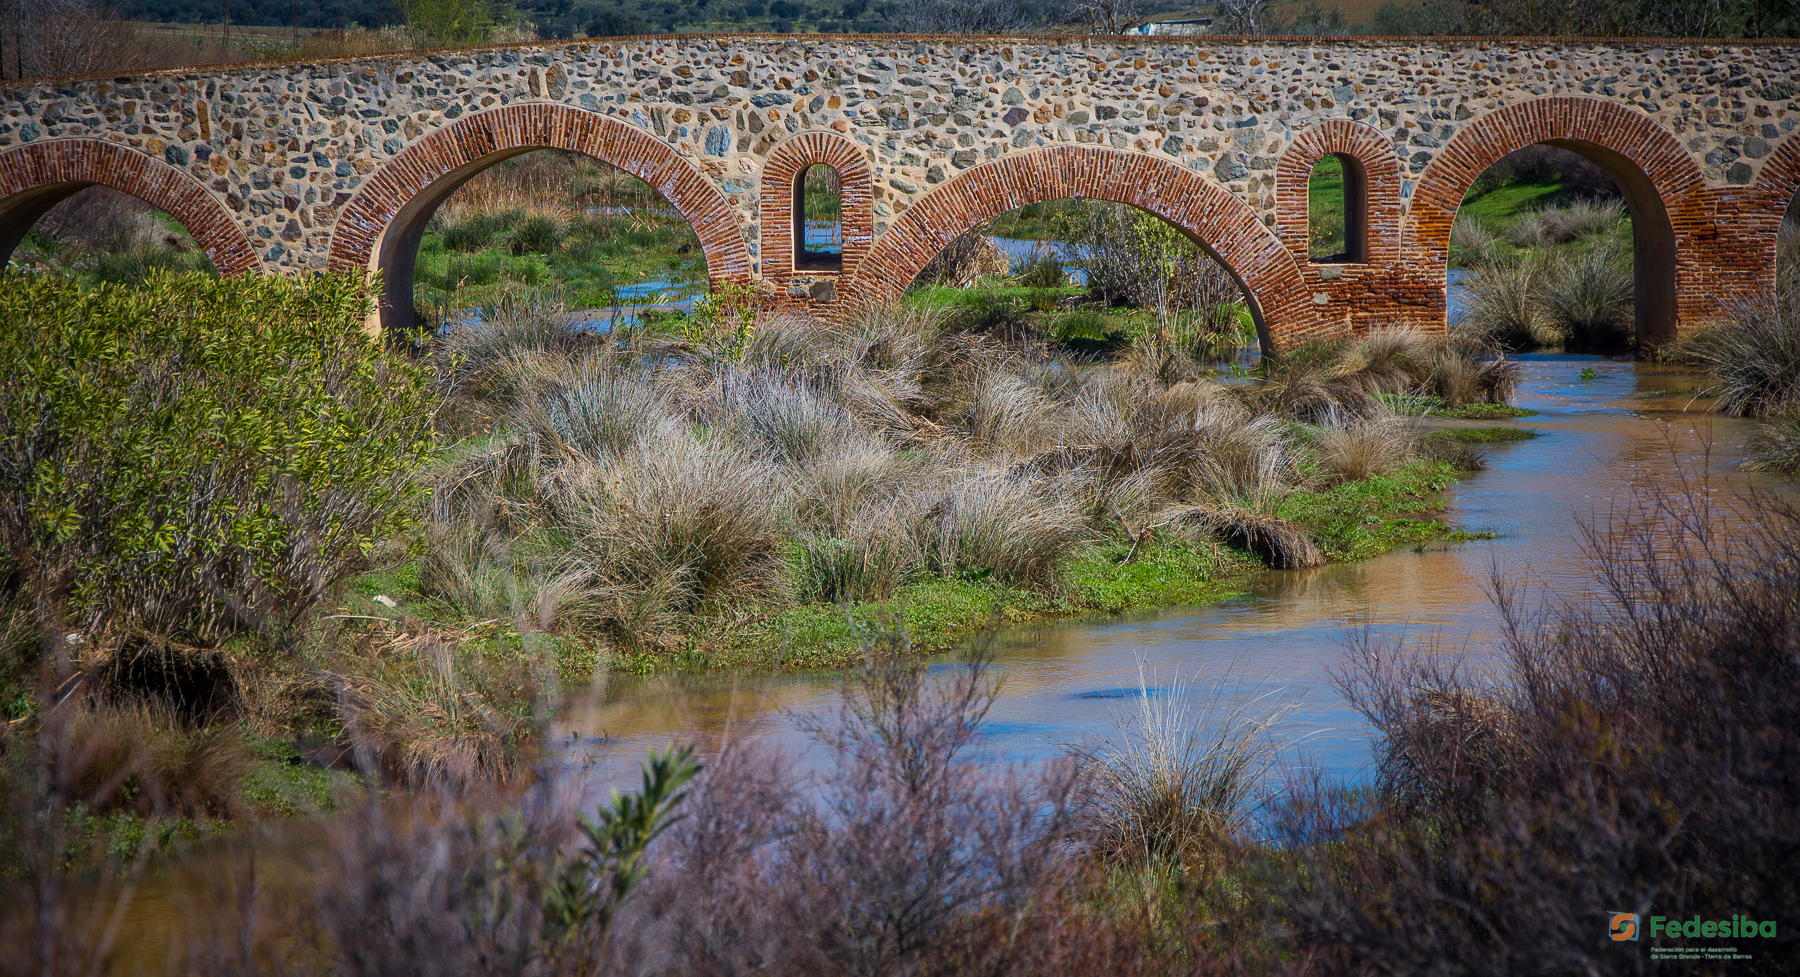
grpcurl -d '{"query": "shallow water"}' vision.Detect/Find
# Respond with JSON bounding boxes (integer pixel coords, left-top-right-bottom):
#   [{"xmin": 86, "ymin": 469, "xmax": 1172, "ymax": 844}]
[{"xmin": 556, "ymin": 353, "xmax": 1777, "ymax": 796}]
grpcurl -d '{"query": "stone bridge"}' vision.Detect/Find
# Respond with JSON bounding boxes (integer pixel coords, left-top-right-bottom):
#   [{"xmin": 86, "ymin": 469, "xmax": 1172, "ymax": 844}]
[{"xmin": 4, "ymin": 34, "xmax": 1800, "ymax": 348}]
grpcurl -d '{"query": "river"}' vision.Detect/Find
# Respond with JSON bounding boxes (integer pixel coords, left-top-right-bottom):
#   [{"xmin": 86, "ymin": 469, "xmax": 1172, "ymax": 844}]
[{"xmin": 554, "ymin": 352, "xmax": 1777, "ymax": 798}]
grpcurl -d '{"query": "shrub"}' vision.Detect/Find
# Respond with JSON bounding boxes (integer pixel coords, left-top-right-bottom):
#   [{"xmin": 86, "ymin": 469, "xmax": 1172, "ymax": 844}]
[
  {"xmin": 561, "ymin": 438, "xmax": 794, "ymax": 618},
  {"xmin": 32, "ymin": 698, "xmax": 249, "ymax": 818},
  {"xmin": 1017, "ymin": 255, "xmax": 1065, "ymax": 289},
  {"xmin": 1071, "ymin": 669, "xmax": 1295, "ymax": 864},
  {"xmin": 708, "ymin": 367, "xmax": 873, "ymax": 466},
  {"xmin": 791, "ymin": 524, "xmax": 915, "ymax": 604},
  {"xmin": 513, "ymin": 357, "xmax": 681, "ymax": 462},
  {"xmin": 1277, "ymin": 485, "xmax": 1800, "ymax": 974},
  {"xmin": 0, "ymin": 271, "xmax": 437, "ymax": 649},
  {"xmin": 440, "ymin": 215, "xmax": 498, "ymax": 252},
  {"xmin": 88, "ymin": 242, "xmax": 209, "ymax": 284},
  {"xmin": 509, "ymin": 214, "xmax": 564, "ymax": 256},
  {"xmin": 1426, "ymin": 340, "xmax": 1518, "ymax": 407},
  {"xmin": 1747, "ymin": 411, "xmax": 1800, "ymax": 474},
  {"xmin": 1448, "ymin": 214, "xmax": 1499, "ymax": 267}
]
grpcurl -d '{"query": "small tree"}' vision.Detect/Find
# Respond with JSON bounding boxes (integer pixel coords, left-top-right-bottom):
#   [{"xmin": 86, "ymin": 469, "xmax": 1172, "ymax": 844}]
[{"xmin": 397, "ymin": 0, "xmax": 502, "ymax": 46}]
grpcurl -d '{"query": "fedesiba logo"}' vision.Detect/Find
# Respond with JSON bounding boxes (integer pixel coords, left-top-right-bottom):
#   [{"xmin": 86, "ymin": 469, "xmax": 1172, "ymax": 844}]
[{"xmin": 1614, "ymin": 910, "xmax": 1781, "ymax": 962}]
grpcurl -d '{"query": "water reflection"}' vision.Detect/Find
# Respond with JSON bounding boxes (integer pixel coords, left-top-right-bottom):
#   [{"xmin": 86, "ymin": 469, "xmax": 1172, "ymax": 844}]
[{"xmin": 560, "ymin": 354, "xmax": 1778, "ymax": 796}]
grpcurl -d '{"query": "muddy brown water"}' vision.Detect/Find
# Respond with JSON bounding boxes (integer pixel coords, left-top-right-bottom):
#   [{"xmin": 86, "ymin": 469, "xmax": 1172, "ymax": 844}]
[{"xmin": 555, "ymin": 352, "xmax": 1783, "ymax": 793}]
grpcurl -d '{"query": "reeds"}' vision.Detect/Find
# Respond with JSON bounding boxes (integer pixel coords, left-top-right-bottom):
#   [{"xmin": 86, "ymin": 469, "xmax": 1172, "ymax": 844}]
[
  {"xmin": 1448, "ymin": 214, "xmax": 1500, "ymax": 267},
  {"xmin": 1458, "ymin": 258, "xmax": 1554, "ymax": 349},
  {"xmin": 1537, "ymin": 246, "xmax": 1634, "ymax": 350},
  {"xmin": 1073, "ymin": 668, "xmax": 1296, "ymax": 864},
  {"xmin": 1680, "ymin": 287, "xmax": 1800, "ymax": 416},
  {"xmin": 1313, "ymin": 407, "xmax": 1417, "ymax": 482},
  {"xmin": 1503, "ymin": 199, "xmax": 1626, "ymax": 248}
]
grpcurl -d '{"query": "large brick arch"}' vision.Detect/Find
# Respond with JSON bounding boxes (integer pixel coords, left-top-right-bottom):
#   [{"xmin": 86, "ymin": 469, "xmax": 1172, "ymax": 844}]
[
  {"xmin": 1275, "ymin": 120, "xmax": 1401, "ymax": 267},
  {"xmin": 761, "ymin": 131, "xmax": 873, "ymax": 298},
  {"xmin": 1409, "ymin": 96, "xmax": 1702, "ymax": 346},
  {"xmin": 842, "ymin": 146, "xmax": 1318, "ymax": 347},
  {"xmin": 0, "ymin": 140, "xmax": 260, "ymax": 275},
  {"xmin": 329, "ymin": 103, "xmax": 751, "ymax": 334}
]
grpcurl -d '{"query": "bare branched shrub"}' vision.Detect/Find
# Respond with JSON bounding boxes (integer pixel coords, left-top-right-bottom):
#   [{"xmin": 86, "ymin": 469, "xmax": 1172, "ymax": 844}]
[
  {"xmin": 616, "ymin": 646, "xmax": 1086, "ymax": 976},
  {"xmin": 1272, "ymin": 482, "xmax": 1800, "ymax": 975},
  {"xmin": 890, "ymin": 0, "xmax": 1048, "ymax": 33}
]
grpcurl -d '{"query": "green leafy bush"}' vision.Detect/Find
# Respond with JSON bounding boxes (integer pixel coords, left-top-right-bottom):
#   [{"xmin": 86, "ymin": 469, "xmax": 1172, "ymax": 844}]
[{"xmin": 0, "ymin": 271, "xmax": 438, "ymax": 647}]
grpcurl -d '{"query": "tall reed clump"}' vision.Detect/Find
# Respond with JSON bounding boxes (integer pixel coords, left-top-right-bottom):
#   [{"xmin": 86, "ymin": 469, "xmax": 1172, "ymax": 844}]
[
  {"xmin": 1270, "ymin": 483, "xmax": 1800, "ymax": 975},
  {"xmin": 1680, "ymin": 287, "xmax": 1800, "ymax": 416},
  {"xmin": 1536, "ymin": 246, "xmax": 1634, "ymax": 350},
  {"xmin": 1072, "ymin": 668, "xmax": 1295, "ymax": 865},
  {"xmin": 1459, "ymin": 258, "xmax": 1555, "ymax": 349},
  {"xmin": 1448, "ymin": 214, "xmax": 1500, "ymax": 267}
]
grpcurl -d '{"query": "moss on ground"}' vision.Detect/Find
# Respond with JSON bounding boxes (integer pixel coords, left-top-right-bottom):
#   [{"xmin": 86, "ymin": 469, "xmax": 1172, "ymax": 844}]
[{"xmin": 1426, "ymin": 427, "xmax": 1541, "ymax": 444}]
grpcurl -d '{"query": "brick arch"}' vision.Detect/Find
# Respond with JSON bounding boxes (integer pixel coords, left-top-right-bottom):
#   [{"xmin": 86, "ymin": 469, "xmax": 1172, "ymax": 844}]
[
  {"xmin": 1409, "ymin": 96, "xmax": 1703, "ymax": 347},
  {"xmin": 760, "ymin": 132, "xmax": 872, "ymax": 301},
  {"xmin": 841, "ymin": 146, "xmax": 1318, "ymax": 348},
  {"xmin": 1754, "ymin": 131, "xmax": 1800, "ymax": 278},
  {"xmin": 0, "ymin": 140, "xmax": 259, "ymax": 275},
  {"xmin": 329, "ymin": 103, "xmax": 751, "ymax": 334},
  {"xmin": 1276, "ymin": 120, "xmax": 1400, "ymax": 266}
]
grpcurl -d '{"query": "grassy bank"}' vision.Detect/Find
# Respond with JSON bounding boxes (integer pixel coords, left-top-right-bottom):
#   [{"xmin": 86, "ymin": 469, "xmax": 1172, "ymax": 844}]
[{"xmin": 0, "ymin": 268, "xmax": 1527, "ymax": 828}]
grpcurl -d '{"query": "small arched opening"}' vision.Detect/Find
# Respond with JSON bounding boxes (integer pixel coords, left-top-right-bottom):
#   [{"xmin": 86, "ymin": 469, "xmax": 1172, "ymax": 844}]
[
  {"xmin": 794, "ymin": 163, "xmax": 842, "ymax": 272},
  {"xmin": 1308, "ymin": 152, "xmax": 1368, "ymax": 264}
]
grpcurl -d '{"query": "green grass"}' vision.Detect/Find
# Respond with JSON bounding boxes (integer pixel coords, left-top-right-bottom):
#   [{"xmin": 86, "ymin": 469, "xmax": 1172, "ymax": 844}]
[
  {"xmin": 237, "ymin": 737, "xmax": 357, "ymax": 819},
  {"xmin": 415, "ymin": 209, "xmax": 707, "ymax": 315},
  {"xmin": 1457, "ymin": 179, "xmax": 1566, "ymax": 225},
  {"xmin": 1375, "ymin": 393, "xmax": 1539, "ymax": 420},
  {"xmin": 1276, "ymin": 460, "xmax": 1478, "ymax": 562},
  {"xmin": 1425, "ymin": 427, "xmax": 1541, "ymax": 444},
  {"xmin": 1437, "ymin": 403, "xmax": 1540, "ymax": 419}
]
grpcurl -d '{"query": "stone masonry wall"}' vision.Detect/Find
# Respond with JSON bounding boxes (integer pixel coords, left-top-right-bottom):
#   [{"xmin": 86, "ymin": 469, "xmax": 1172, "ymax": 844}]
[{"xmin": 3, "ymin": 34, "xmax": 1800, "ymax": 344}]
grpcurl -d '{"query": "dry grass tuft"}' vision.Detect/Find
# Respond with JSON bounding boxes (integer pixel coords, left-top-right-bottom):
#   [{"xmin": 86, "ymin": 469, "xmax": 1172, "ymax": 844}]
[
  {"xmin": 1313, "ymin": 407, "xmax": 1418, "ymax": 482},
  {"xmin": 1072, "ymin": 668, "xmax": 1297, "ymax": 864}
]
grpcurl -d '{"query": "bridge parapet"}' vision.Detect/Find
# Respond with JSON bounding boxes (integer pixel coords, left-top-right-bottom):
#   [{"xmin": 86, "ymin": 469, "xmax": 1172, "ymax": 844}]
[{"xmin": 3, "ymin": 35, "xmax": 1799, "ymax": 345}]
